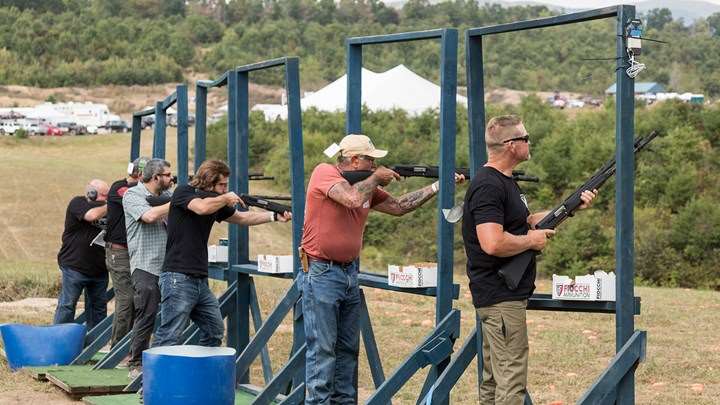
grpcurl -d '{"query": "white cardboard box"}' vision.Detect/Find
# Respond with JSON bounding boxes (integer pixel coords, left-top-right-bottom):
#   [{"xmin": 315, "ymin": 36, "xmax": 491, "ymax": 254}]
[
  {"xmin": 388, "ymin": 263, "xmax": 437, "ymax": 288},
  {"xmin": 257, "ymin": 255, "xmax": 294, "ymax": 274},
  {"xmin": 208, "ymin": 245, "xmax": 228, "ymax": 263},
  {"xmin": 552, "ymin": 271, "xmax": 616, "ymax": 301}
]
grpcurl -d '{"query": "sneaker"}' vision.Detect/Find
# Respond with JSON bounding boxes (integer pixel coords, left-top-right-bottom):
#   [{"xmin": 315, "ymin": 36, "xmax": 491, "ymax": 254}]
[{"xmin": 128, "ymin": 367, "xmax": 142, "ymax": 380}]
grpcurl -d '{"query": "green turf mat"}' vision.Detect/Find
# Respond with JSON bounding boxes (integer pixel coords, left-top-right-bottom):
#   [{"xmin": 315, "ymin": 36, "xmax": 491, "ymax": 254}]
[
  {"xmin": 83, "ymin": 390, "xmax": 260, "ymax": 405},
  {"xmin": 46, "ymin": 367, "xmax": 132, "ymax": 396},
  {"xmin": 22, "ymin": 364, "xmax": 94, "ymax": 381}
]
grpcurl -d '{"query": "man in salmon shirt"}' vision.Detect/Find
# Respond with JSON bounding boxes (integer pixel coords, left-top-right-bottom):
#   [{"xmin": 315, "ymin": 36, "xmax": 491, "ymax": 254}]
[{"xmin": 300, "ymin": 134, "xmax": 464, "ymax": 404}]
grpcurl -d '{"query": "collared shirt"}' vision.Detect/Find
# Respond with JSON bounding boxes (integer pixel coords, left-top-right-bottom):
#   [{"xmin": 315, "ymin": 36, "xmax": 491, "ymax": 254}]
[{"xmin": 123, "ymin": 182, "xmax": 169, "ymax": 276}]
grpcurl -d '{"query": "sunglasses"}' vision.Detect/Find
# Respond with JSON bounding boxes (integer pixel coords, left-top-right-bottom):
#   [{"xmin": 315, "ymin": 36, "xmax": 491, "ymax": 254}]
[{"xmin": 504, "ymin": 134, "xmax": 530, "ymax": 143}]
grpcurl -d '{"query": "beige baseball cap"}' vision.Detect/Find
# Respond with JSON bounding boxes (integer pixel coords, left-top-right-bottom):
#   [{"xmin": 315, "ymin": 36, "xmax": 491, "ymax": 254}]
[{"xmin": 339, "ymin": 134, "xmax": 388, "ymax": 158}]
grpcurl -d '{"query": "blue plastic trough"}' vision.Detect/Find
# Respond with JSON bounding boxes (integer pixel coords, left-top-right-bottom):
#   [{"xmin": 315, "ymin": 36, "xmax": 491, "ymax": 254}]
[{"xmin": 0, "ymin": 323, "xmax": 86, "ymax": 370}]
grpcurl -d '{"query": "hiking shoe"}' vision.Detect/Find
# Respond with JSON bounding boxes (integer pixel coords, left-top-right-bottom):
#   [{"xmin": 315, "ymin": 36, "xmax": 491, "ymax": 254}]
[{"xmin": 128, "ymin": 367, "xmax": 142, "ymax": 380}]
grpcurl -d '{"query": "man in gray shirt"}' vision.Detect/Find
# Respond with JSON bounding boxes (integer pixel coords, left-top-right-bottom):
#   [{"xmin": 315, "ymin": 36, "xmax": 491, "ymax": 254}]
[{"xmin": 122, "ymin": 158, "xmax": 173, "ymax": 377}]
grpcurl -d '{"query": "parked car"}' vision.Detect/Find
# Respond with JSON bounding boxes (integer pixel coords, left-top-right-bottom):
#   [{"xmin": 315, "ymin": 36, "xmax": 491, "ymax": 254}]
[
  {"xmin": 101, "ymin": 120, "xmax": 130, "ymax": 133},
  {"xmin": 45, "ymin": 125, "xmax": 63, "ymax": 136},
  {"xmin": 0, "ymin": 121, "xmax": 19, "ymax": 135},
  {"xmin": 57, "ymin": 122, "xmax": 87, "ymax": 135},
  {"xmin": 141, "ymin": 116, "xmax": 154, "ymax": 129}
]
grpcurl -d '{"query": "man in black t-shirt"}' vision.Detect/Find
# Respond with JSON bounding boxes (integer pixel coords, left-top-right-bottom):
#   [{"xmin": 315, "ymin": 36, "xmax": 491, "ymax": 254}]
[
  {"xmin": 54, "ymin": 179, "xmax": 111, "ymax": 329},
  {"xmin": 104, "ymin": 157, "xmax": 149, "ymax": 347},
  {"xmin": 152, "ymin": 160, "xmax": 291, "ymax": 348},
  {"xmin": 461, "ymin": 115, "xmax": 596, "ymax": 404}
]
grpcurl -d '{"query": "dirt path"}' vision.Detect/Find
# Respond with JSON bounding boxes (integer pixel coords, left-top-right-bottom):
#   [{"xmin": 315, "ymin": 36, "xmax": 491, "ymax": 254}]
[{"xmin": 0, "ymin": 389, "xmax": 78, "ymax": 405}]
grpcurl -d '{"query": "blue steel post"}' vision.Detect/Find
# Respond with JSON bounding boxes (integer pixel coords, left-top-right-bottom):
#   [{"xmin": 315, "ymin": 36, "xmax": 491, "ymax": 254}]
[
  {"xmin": 194, "ymin": 84, "xmax": 208, "ymax": 169},
  {"xmin": 436, "ymin": 28, "xmax": 457, "ymax": 325},
  {"xmin": 226, "ymin": 70, "xmax": 241, "ymax": 361},
  {"xmin": 236, "ymin": 70, "xmax": 252, "ymax": 384},
  {"xmin": 285, "ymin": 58, "xmax": 307, "ymax": 360},
  {"xmin": 176, "ymin": 84, "xmax": 189, "ymax": 185},
  {"xmin": 465, "ymin": 34, "xmax": 487, "ymax": 174},
  {"xmin": 130, "ymin": 116, "xmax": 141, "ymax": 161},
  {"xmin": 615, "ymin": 5, "xmax": 636, "ymax": 404},
  {"xmin": 465, "ymin": 30, "xmax": 488, "ymax": 389},
  {"xmin": 153, "ymin": 101, "xmax": 166, "ymax": 159},
  {"xmin": 346, "ymin": 43, "xmax": 362, "ymax": 134}
]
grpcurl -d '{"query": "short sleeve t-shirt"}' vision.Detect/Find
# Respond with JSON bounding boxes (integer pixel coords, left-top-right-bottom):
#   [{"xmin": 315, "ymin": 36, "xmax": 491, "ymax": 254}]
[
  {"xmin": 163, "ymin": 185, "xmax": 235, "ymax": 276},
  {"xmin": 105, "ymin": 179, "xmax": 134, "ymax": 245},
  {"xmin": 57, "ymin": 196, "xmax": 108, "ymax": 276},
  {"xmin": 461, "ymin": 167, "xmax": 534, "ymax": 308},
  {"xmin": 301, "ymin": 163, "xmax": 389, "ymax": 263}
]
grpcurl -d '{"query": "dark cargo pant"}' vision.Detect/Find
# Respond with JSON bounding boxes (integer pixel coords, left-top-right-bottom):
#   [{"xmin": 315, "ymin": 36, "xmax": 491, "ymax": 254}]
[
  {"xmin": 129, "ymin": 269, "xmax": 160, "ymax": 368},
  {"xmin": 105, "ymin": 245, "xmax": 134, "ymax": 347},
  {"xmin": 476, "ymin": 299, "xmax": 529, "ymax": 405}
]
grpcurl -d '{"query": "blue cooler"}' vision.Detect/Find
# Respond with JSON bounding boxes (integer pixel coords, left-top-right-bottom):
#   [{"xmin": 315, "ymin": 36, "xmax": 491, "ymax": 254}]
[
  {"xmin": 143, "ymin": 345, "xmax": 236, "ymax": 405},
  {"xmin": 0, "ymin": 323, "xmax": 86, "ymax": 370}
]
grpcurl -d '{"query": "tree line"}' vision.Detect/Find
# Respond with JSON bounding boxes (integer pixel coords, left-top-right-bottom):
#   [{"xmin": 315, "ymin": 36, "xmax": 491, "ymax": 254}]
[{"xmin": 1, "ymin": 0, "xmax": 719, "ymax": 96}]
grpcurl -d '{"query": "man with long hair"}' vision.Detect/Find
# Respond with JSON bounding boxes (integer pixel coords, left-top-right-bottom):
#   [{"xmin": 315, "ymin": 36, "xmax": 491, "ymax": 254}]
[{"xmin": 152, "ymin": 159, "xmax": 291, "ymax": 348}]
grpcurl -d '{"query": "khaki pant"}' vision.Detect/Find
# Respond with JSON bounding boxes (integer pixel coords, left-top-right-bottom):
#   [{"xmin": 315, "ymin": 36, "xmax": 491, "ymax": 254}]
[
  {"xmin": 105, "ymin": 245, "xmax": 134, "ymax": 347},
  {"xmin": 476, "ymin": 300, "xmax": 529, "ymax": 405}
]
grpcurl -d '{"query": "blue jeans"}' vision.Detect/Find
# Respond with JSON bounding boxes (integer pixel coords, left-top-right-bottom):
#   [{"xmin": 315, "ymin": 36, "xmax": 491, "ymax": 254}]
[
  {"xmin": 152, "ymin": 272, "xmax": 224, "ymax": 348},
  {"xmin": 53, "ymin": 266, "xmax": 109, "ymax": 330},
  {"xmin": 300, "ymin": 259, "xmax": 360, "ymax": 404}
]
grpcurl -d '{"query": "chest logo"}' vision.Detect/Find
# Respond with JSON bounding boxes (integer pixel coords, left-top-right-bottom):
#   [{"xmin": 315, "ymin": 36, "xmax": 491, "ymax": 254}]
[
  {"xmin": 362, "ymin": 200, "xmax": 370, "ymax": 209},
  {"xmin": 520, "ymin": 194, "xmax": 529, "ymax": 209}
]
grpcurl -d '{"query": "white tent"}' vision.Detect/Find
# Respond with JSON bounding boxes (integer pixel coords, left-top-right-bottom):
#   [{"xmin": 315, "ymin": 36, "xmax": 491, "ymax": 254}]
[{"xmin": 251, "ymin": 64, "xmax": 467, "ymax": 121}]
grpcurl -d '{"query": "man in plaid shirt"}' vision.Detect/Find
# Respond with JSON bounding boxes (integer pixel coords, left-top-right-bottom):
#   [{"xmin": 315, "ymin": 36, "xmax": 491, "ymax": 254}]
[{"xmin": 122, "ymin": 158, "xmax": 173, "ymax": 378}]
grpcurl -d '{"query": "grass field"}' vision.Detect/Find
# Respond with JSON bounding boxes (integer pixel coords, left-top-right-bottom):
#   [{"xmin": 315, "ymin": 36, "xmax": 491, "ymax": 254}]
[{"xmin": 0, "ymin": 134, "xmax": 718, "ymax": 404}]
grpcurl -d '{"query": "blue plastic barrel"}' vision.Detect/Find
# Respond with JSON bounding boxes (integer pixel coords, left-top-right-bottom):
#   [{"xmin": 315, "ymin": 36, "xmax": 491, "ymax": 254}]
[
  {"xmin": 143, "ymin": 345, "xmax": 236, "ymax": 405},
  {"xmin": 0, "ymin": 323, "xmax": 86, "ymax": 370}
]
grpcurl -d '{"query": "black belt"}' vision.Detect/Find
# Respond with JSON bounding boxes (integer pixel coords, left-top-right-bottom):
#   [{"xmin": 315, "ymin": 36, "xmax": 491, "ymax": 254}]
[{"xmin": 308, "ymin": 256, "xmax": 356, "ymax": 268}]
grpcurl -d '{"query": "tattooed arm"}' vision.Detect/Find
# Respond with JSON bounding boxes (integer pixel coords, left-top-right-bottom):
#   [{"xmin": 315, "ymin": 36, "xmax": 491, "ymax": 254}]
[
  {"xmin": 372, "ymin": 185, "xmax": 437, "ymax": 216},
  {"xmin": 327, "ymin": 166, "xmax": 400, "ymax": 209},
  {"xmin": 373, "ymin": 173, "xmax": 466, "ymax": 216},
  {"xmin": 327, "ymin": 177, "xmax": 382, "ymax": 209}
]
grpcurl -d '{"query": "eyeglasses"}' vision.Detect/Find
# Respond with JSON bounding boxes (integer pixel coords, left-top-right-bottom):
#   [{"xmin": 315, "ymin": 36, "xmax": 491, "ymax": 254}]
[
  {"xmin": 503, "ymin": 134, "xmax": 530, "ymax": 144},
  {"xmin": 357, "ymin": 155, "xmax": 375, "ymax": 162},
  {"xmin": 157, "ymin": 172, "xmax": 173, "ymax": 178}
]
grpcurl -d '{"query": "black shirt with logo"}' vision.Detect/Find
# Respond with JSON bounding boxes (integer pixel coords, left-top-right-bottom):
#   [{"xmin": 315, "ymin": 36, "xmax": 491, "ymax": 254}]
[
  {"xmin": 57, "ymin": 196, "xmax": 108, "ymax": 277},
  {"xmin": 462, "ymin": 167, "xmax": 534, "ymax": 308},
  {"xmin": 105, "ymin": 178, "xmax": 134, "ymax": 245},
  {"xmin": 163, "ymin": 185, "xmax": 235, "ymax": 276}
]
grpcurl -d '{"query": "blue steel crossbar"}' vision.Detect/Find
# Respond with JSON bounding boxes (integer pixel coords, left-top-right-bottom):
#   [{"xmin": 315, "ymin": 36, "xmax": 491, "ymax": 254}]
[
  {"xmin": 346, "ymin": 29, "xmax": 445, "ymax": 45},
  {"xmin": 345, "ymin": 28, "xmax": 458, "ymax": 404},
  {"xmin": 443, "ymin": 5, "xmax": 644, "ymax": 404},
  {"xmin": 466, "ymin": 6, "xmax": 618, "ymax": 36}
]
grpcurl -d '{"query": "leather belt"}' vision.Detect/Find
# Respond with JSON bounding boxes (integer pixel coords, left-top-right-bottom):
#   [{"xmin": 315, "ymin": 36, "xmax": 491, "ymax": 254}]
[{"xmin": 307, "ymin": 254, "xmax": 356, "ymax": 268}]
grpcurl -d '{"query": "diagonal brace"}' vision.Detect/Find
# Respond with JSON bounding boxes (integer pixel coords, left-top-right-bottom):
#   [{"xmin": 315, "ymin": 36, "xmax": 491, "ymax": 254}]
[
  {"xmin": 577, "ymin": 330, "xmax": 646, "ymax": 405},
  {"xmin": 365, "ymin": 310, "xmax": 460, "ymax": 405}
]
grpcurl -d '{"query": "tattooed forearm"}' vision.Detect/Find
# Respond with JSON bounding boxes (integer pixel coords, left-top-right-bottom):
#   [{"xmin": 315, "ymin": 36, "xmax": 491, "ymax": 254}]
[{"xmin": 396, "ymin": 185, "xmax": 436, "ymax": 213}]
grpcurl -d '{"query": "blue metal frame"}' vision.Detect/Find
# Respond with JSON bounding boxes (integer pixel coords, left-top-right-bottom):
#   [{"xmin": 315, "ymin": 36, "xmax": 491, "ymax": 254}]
[
  {"xmin": 130, "ymin": 84, "xmax": 190, "ymax": 185},
  {"xmin": 425, "ymin": 6, "xmax": 646, "ymax": 404},
  {"xmin": 195, "ymin": 58, "xmax": 306, "ymax": 397},
  {"xmin": 345, "ymin": 28, "xmax": 459, "ymax": 403}
]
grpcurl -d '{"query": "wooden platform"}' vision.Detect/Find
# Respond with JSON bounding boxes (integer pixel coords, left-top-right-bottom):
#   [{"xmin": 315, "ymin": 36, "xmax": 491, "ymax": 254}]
[
  {"xmin": 84, "ymin": 390, "xmax": 259, "ymax": 405},
  {"xmin": 46, "ymin": 367, "xmax": 133, "ymax": 399}
]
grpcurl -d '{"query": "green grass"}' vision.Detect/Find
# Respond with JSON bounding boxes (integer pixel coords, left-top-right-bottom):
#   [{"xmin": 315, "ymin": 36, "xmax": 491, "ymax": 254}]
[{"xmin": 0, "ymin": 134, "xmax": 719, "ymax": 403}]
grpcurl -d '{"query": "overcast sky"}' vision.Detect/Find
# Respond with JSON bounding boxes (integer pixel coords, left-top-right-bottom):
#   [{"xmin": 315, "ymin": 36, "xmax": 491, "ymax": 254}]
[{"xmin": 510, "ymin": 0, "xmax": 720, "ymax": 7}]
